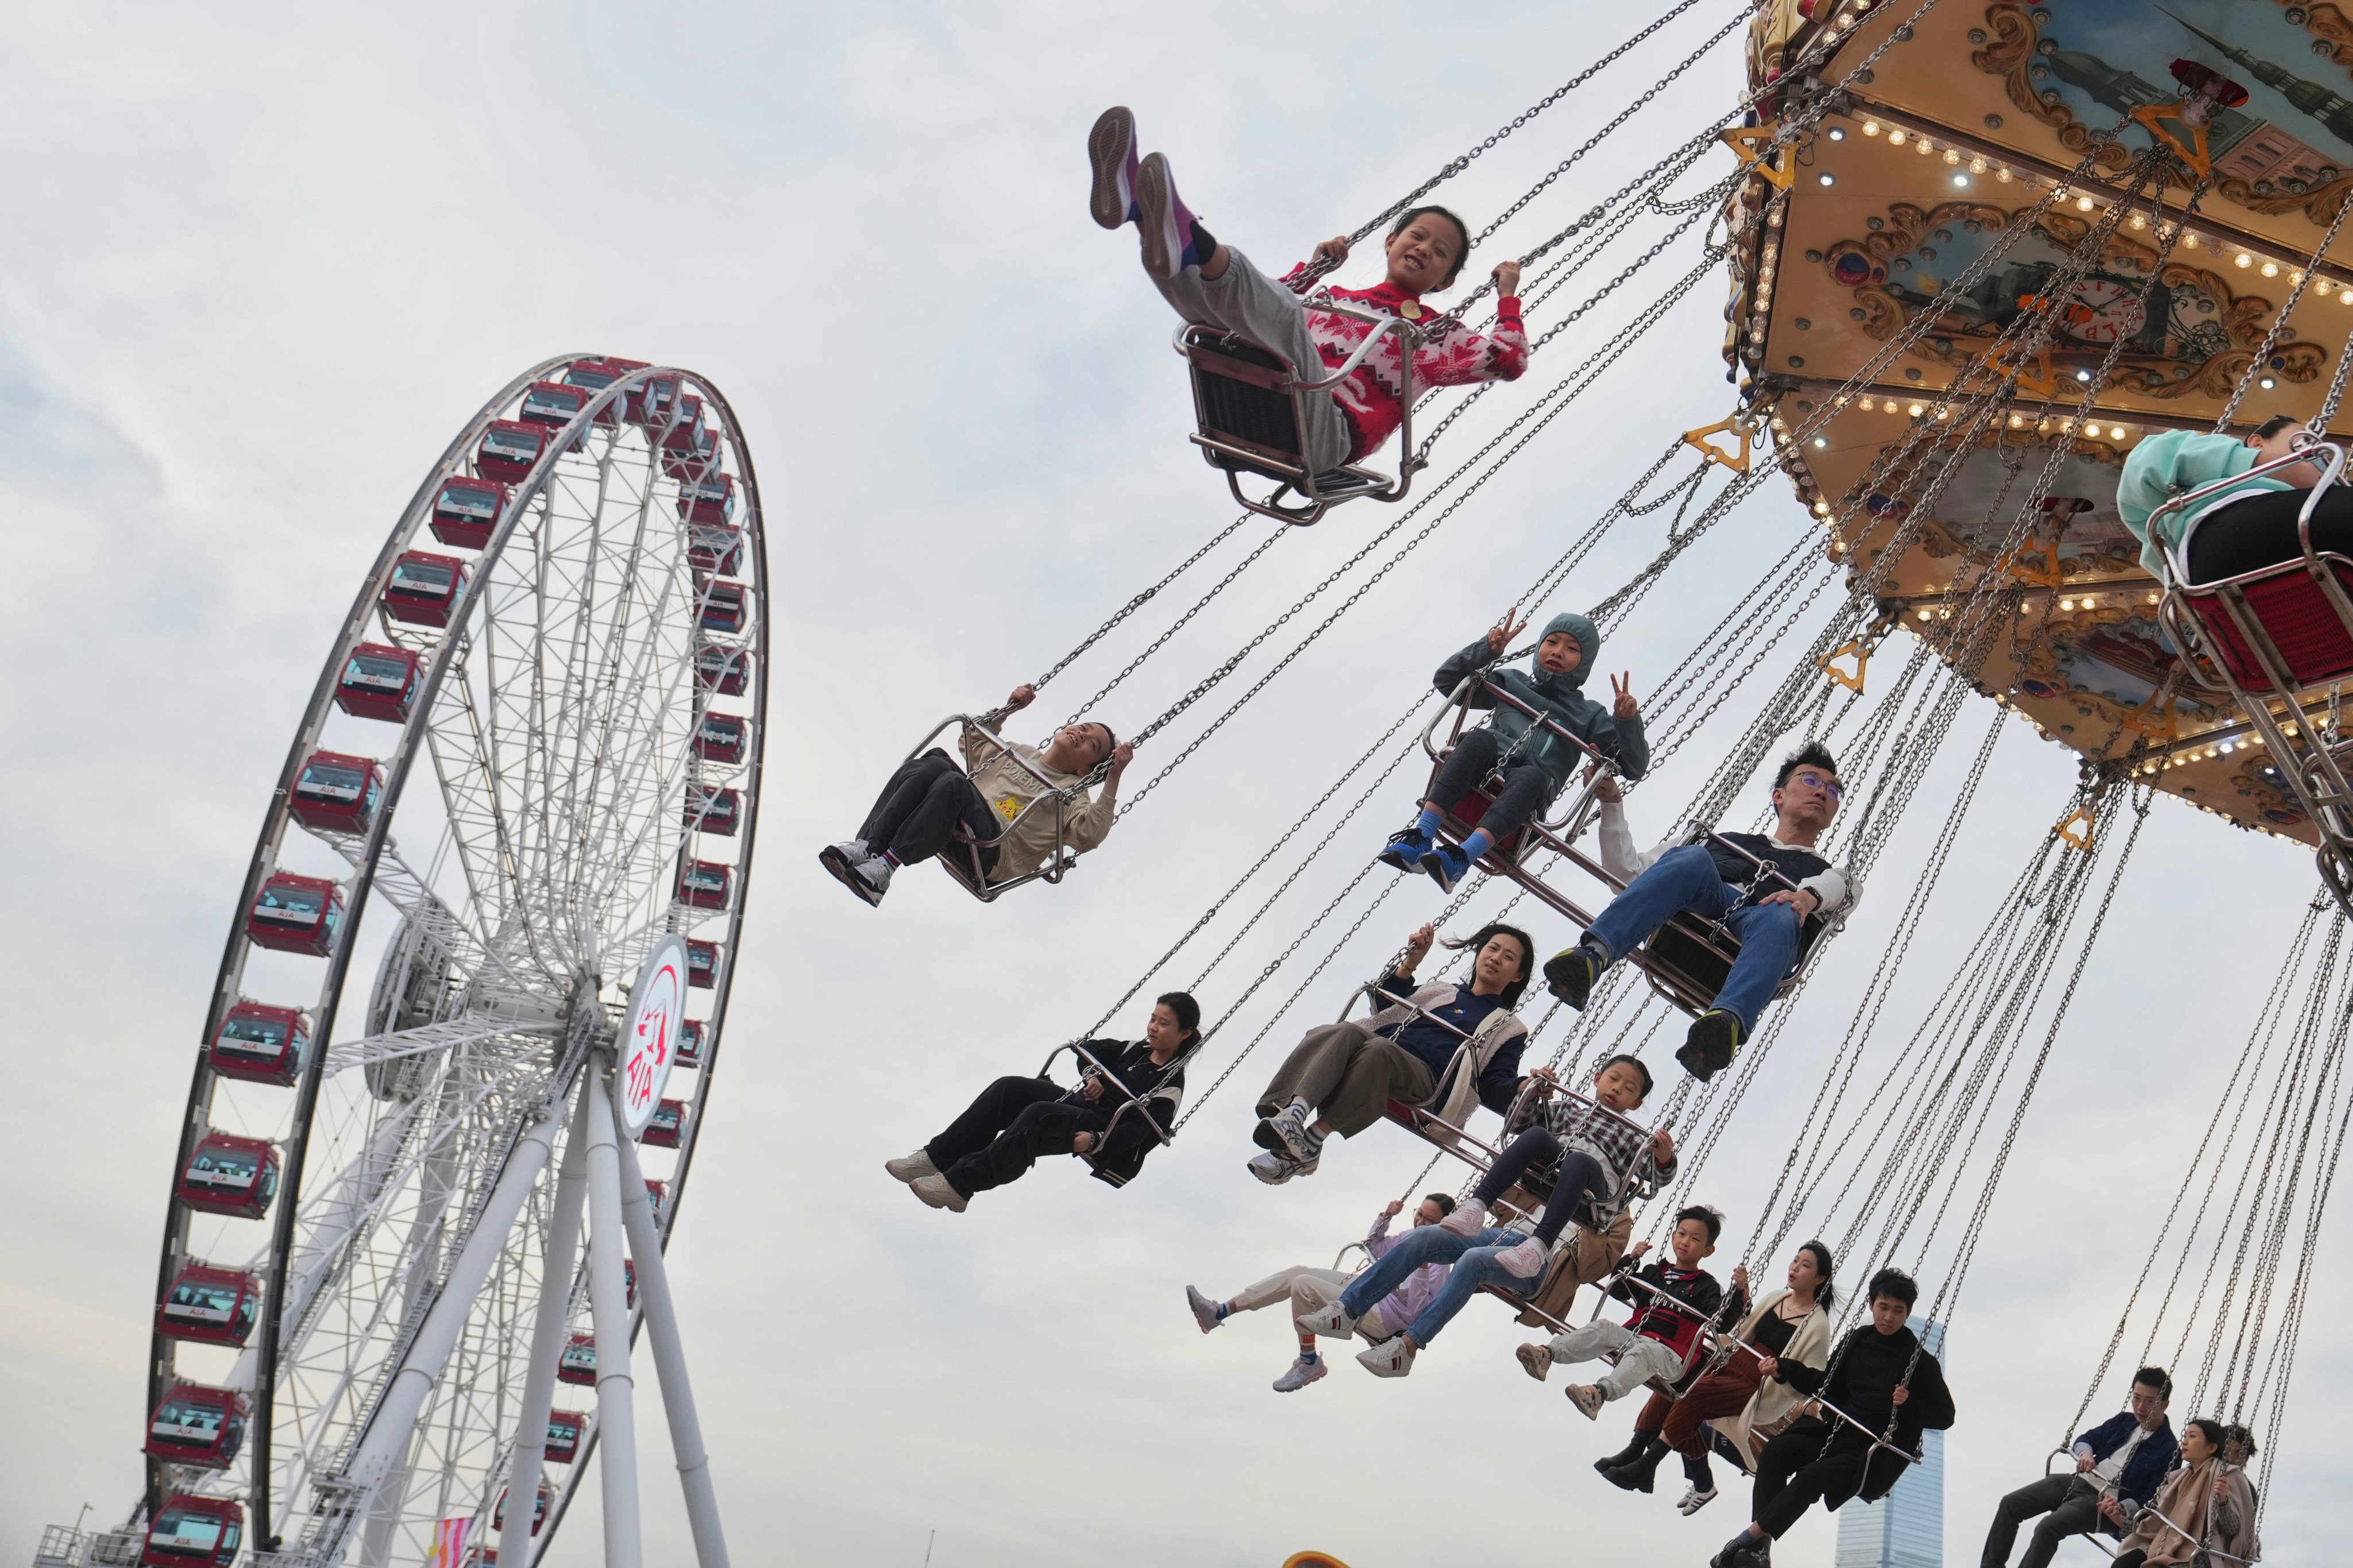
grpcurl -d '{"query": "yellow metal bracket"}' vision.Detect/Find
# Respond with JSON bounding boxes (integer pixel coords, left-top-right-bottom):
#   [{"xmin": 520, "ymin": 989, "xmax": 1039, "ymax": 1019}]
[
  {"xmin": 1721, "ymin": 123, "xmax": 1794, "ymax": 190},
  {"xmin": 1986, "ymin": 341, "xmax": 2059, "ymax": 400},
  {"xmin": 2053, "ymin": 804, "xmax": 2096, "ymax": 851},
  {"xmin": 1818, "ymin": 638, "xmax": 1871, "ymax": 693},
  {"xmin": 2130, "ymin": 101, "xmax": 2213, "ymax": 178},
  {"xmin": 1683, "ymin": 413, "xmax": 1757, "ymax": 474},
  {"xmin": 1996, "ymin": 545, "xmax": 2065, "ymax": 589}
]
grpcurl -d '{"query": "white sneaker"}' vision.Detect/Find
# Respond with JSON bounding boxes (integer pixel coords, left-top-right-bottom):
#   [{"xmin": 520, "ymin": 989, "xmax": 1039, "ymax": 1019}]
[
  {"xmin": 1515, "ymin": 1342, "xmax": 1552, "ymax": 1381},
  {"xmin": 1679, "ymin": 1485, "xmax": 1719, "ymax": 1516},
  {"xmin": 909, "ymin": 1173, "xmax": 967, "ymax": 1212},
  {"xmin": 819, "ymin": 844, "xmax": 890, "ymax": 905},
  {"xmin": 1440, "ymin": 1199, "xmax": 1487, "ymax": 1237},
  {"xmin": 1495, "ymin": 1237, "xmax": 1550, "ymax": 1279},
  {"xmin": 1266, "ymin": 1106, "xmax": 1321, "ymax": 1163},
  {"xmin": 1298, "ymin": 1300, "xmax": 1357, "ymax": 1340},
  {"xmin": 1356, "ymin": 1338, "xmax": 1415, "ymax": 1378},
  {"xmin": 1186, "ymin": 1285, "xmax": 1223, "ymax": 1334},
  {"xmin": 884, "ymin": 1148, "xmax": 936, "ymax": 1183},
  {"xmin": 1272, "ymin": 1355, "xmax": 1328, "ymax": 1393},
  {"xmin": 1564, "ymin": 1382, "xmax": 1604, "ymax": 1420}
]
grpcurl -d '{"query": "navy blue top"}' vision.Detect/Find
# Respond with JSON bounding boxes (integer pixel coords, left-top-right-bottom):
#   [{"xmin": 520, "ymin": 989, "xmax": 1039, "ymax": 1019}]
[
  {"xmin": 1374, "ymin": 971, "xmax": 1522, "ymax": 1112},
  {"xmin": 2073, "ymin": 1411, "xmax": 2178, "ymax": 1509}
]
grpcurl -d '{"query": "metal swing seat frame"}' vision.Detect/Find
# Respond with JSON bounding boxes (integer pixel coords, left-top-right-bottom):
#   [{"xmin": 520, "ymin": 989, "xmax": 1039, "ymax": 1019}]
[
  {"xmin": 901, "ymin": 713, "xmax": 1087, "ymax": 902},
  {"xmin": 1418, "ymin": 675, "xmax": 1842, "ymax": 1018},
  {"xmin": 1174, "ymin": 296, "xmax": 1429, "ymax": 528},
  {"xmin": 2151, "ymin": 439, "xmax": 2353, "ymax": 918},
  {"xmin": 1033, "ymin": 1037, "xmax": 1197, "ymax": 1189}
]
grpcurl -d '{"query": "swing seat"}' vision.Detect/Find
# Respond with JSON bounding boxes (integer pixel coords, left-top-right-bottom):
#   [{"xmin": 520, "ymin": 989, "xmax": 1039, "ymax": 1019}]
[
  {"xmin": 2177, "ymin": 553, "xmax": 2353, "ymax": 695},
  {"xmin": 1434, "ymin": 781, "xmax": 1533, "ymax": 867},
  {"xmin": 903, "ymin": 714, "xmax": 1082, "ymax": 903},
  {"xmin": 1176, "ymin": 324, "xmax": 1409, "ymax": 527}
]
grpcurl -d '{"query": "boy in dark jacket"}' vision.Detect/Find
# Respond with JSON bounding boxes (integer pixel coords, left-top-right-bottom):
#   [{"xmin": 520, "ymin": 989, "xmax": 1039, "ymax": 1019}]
[
  {"xmin": 1380, "ymin": 607, "xmax": 1649, "ymax": 893},
  {"xmin": 1714, "ymin": 1267, "xmax": 1956, "ymax": 1568},
  {"xmin": 1529, "ymin": 1204, "xmax": 1726, "ymax": 1419},
  {"xmin": 1545, "ymin": 741, "xmax": 1854, "ymax": 1084},
  {"xmin": 1979, "ymin": 1366, "xmax": 2177, "ymax": 1568},
  {"xmin": 886, "ymin": 994, "xmax": 1198, "ymax": 1210}
]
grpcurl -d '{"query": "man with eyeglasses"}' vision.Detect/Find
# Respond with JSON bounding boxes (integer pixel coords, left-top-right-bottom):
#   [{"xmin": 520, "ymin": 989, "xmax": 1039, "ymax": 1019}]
[{"xmin": 1540, "ymin": 743, "xmax": 1854, "ymax": 1083}]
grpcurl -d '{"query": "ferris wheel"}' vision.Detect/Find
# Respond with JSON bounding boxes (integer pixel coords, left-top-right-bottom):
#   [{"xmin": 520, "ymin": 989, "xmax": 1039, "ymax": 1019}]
[{"xmin": 97, "ymin": 357, "xmax": 763, "ymax": 1568}]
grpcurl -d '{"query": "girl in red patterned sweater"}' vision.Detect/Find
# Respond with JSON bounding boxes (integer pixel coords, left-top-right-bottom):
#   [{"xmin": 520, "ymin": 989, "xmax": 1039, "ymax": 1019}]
[{"xmin": 1088, "ymin": 106, "xmax": 1529, "ymax": 479}]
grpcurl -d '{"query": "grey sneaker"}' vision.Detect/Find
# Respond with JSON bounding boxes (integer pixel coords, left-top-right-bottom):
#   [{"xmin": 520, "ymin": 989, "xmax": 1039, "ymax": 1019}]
[
  {"xmin": 1564, "ymin": 1382, "xmax": 1604, "ymax": 1420},
  {"xmin": 1271, "ymin": 1355, "xmax": 1328, "ymax": 1393},
  {"xmin": 884, "ymin": 1148, "xmax": 938, "ymax": 1183},
  {"xmin": 1356, "ymin": 1337, "xmax": 1415, "ymax": 1378},
  {"xmin": 1515, "ymin": 1342, "xmax": 1552, "ymax": 1381},
  {"xmin": 819, "ymin": 844, "xmax": 890, "ymax": 906},
  {"xmin": 1087, "ymin": 106, "xmax": 1139, "ymax": 229},
  {"xmin": 1247, "ymin": 1149, "xmax": 1316, "ymax": 1185},
  {"xmin": 1186, "ymin": 1285, "xmax": 1223, "ymax": 1334},
  {"xmin": 1297, "ymin": 1300, "xmax": 1357, "ymax": 1340},
  {"xmin": 909, "ymin": 1173, "xmax": 967, "ymax": 1212},
  {"xmin": 1263, "ymin": 1104, "xmax": 1321, "ymax": 1163}
]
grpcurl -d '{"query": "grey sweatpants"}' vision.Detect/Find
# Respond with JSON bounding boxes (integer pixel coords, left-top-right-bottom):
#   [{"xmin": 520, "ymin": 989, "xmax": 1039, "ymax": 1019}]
[
  {"xmin": 1154, "ymin": 246, "xmax": 1353, "ymax": 475},
  {"xmin": 1546, "ymin": 1320, "xmax": 1687, "ymax": 1400},
  {"xmin": 1225, "ymin": 1265, "xmax": 1398, "ymax": 1341}
]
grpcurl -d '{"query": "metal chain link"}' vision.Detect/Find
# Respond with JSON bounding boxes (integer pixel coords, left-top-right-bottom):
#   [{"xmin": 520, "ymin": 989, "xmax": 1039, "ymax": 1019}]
[{"xmin": 2216, "ymin": 177, "xmax": 2353, "ymax": 431}]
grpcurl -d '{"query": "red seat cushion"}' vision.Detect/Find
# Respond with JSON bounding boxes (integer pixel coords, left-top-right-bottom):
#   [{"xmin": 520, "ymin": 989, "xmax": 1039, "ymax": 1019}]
[{"xmin": 2188, "ymin": 560, "xmax": 2353, "ymax": 692}]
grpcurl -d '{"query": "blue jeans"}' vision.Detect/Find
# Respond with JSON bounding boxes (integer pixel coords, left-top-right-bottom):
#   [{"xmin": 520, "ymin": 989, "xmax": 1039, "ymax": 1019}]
[
  {"xmin": 1337, "ymin": 1224, "xmax": 1503, "ymax": 1323},
  {"xmin": 1405, "ymin": 1235, "xmax": 1542, "ymax": 1346},
  {"xmin": 1586, "ymin": 844, "xmax": 1804, "ymax": 1033}
]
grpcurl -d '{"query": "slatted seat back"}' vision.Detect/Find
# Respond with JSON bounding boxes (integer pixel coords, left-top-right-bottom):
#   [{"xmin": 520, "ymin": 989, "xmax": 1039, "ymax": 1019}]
[
  {"xmin": 1184, "ymin": 332, "xmax": 1309, "ymax": 476},
  {"xmin": 2184, "ymin": 557, "xmax": 2353, "ymax": 693}
]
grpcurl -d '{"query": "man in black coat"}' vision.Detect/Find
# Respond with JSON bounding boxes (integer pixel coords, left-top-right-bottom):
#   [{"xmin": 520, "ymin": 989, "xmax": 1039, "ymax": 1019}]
[
  {"xmin": 1711, "ymin": 1266, "xmax": 1957, "ymax": 1568},
  {"xmin": 884, "ymin": 993, "xmax": 1199, "ymax": 1210}
]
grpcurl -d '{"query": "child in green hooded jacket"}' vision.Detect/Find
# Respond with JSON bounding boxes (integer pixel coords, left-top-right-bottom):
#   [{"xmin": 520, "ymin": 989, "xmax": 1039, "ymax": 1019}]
[
  {"xmin": 2117, "ymin": 414, "xmax": 2352, "ymax": 583},
  {"xmin": 1379, "ymin": 608, "xmax": 1648, "ymax": 892}
]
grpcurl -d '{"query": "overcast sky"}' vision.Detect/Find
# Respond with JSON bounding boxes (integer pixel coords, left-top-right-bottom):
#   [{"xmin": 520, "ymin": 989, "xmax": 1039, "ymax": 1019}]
[{"xmin": 4, "ymin": 4, "xmax": 2348, "ymax": 1566}]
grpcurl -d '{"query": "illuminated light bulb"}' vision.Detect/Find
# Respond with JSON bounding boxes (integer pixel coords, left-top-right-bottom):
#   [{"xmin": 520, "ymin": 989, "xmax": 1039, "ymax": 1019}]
[
  {"xmin": 1829, "ymin": 128, "xmax": 1847, "ymax": 142},
  {"xmin": 2262, "ymin": 261, "xmax": 2279, "ymax": 277},
  {"xmin": 2262, "ymin": 377, "xmax": 2278, "ymax": 389},
  {"xmin": 2237, "ymin": 253, "xmax": 2254, "ymax": 268},
  {"xmin": 1887, "ymin": 129, "xmax": 1907, "ymax": 146},
  {"xmin": 2146, "ymin": 592, "xmax": 2159, "ymax": 604},
  {"xmin": 1918, "ymin": 608, "xmax": 1933, "ymax": 620},
  {"xmin": 1819, "ymin": 172, "xmax": 1836, "ymax": 186},
  {"xmin": 2076, "ymin": 369, "xmax": 2093, "ymax": 382},
  {"xmin": 1944, "ymin": 148, "xmax": 1961, "ymax": 165},
  {"xmin": 1954, "ymin": 173, "xmax": 1972, "ymax": 187},
  {"xmin": 2109, "ymin": 426, "xmax": 2126, "ymax": 439},
  {"xmin": 1937, "ymin": 407, "xmax": 1951, "ymax": 420},
  {"xmin": 2082, "ymin": 594, "xmax": 2097, "ymax": 606},
  {"xmin": 1812, "ymin": 437, "xmax": 1829, "ymax": 448},
  {"xmin": 2342, "ymin": 289, "xmax": 2353, "ymax": 305},
  {"xmin": 1916, "ymin": 137, "xmax": 1935, "ymax": 155},
  {"xmin": 2183, "ymin": 231, "xmax": 2200, "ymax": 248},
  {"xmin": 1997, "ymin": 166, "xmax": 2013, "ymax": 182},
  {"xmin": 2009, "ymin": 414, "xmax": 2026, "ymax": 427},
  {"xmin": 1858, "ymin": 396, "xmax": 1876, "ymax": 411},
  {"xmin": 2060, "ymin": 598, "xmax": 2076, "ymax": 611},
  {"xmin": 1909, "ymin": 403, "xmax": 1926, "ymax": 417},
  {"xmin": 2130, "ymin": 213, "xmax": 2147, "ymax": 230},
  {"xmin": 1862, "ymin": 120, "xmax": 1882, "ymax": 136},
  {"xmin": 1970, "ymin": 157, "xmax": 1987, "ymax": 173},
  {"xmin": 2293, "ymin": 270, "xmax": 2306, "ymax": 285},
  {"xmin": 2077, "ymin": 195, "xmax": 2096, "ymax": 211},
  {"xmin": 2221, "ymin": 741, "xmax": 2235, "ymax": 754},
  {"xmin": 1815, "ymin": 503, "xmax": 1832, "ymax": 516}
]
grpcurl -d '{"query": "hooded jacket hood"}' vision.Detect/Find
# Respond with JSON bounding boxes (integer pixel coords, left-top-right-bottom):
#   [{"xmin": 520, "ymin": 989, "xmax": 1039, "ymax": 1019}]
[{"xmin": 1532, "ymin": 612, "xmax": 1600, "ymax": 691}]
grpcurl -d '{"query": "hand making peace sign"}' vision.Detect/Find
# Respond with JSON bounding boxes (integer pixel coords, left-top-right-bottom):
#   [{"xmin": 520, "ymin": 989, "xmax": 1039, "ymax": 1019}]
[
  {"xmin": 1484, "ymin": 607, "xmax": 1530, "ymax": 657},
  {"xmin": 1610, "ymin": 671, "xmax": 1640, "ymax": 720}
]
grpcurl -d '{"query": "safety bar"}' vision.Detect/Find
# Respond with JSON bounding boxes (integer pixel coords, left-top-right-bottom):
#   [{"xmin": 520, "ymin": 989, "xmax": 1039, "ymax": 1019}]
[
  {"xmin": 904, "ymin": 713, "xmax": 1078, "ymax": 901},
  {"xmin": 1038, "ymin": 1038, "xmax": 1184, "ymax": 1155}
]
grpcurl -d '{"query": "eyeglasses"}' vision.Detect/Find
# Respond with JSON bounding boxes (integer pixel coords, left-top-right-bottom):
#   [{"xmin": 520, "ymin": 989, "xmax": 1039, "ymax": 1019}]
[{"xmin": 1793, "ymin": 770, "xmax": 1843, "ymax": 801}]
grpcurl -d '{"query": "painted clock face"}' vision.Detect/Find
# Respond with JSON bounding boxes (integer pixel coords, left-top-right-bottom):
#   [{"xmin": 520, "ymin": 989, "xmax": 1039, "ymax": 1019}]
[{"xmin": 2058, "ymin": 277, "xmax": 2146, "ymax": 344}]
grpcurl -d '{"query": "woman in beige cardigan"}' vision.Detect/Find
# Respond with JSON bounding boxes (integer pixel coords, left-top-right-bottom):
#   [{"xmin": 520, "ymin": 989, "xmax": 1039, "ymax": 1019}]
[
  {"xmin": 1596, "ymin": 1241, "xmax": 1838, "ymax": 1516},
  {"xmin": 2112, "ymin": 1418, "xmax": 2258, "ymax": 1568}
]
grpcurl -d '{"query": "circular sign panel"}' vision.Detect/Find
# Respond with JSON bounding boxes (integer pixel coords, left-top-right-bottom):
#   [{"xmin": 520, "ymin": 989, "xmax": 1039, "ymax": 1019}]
[{"xmin": 615, "ymin": 934, "xmax": 688, "ymax": 1138}]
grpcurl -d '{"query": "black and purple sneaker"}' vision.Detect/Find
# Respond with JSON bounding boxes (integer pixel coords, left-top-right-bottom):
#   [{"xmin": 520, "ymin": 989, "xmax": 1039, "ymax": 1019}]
[{"xmin": 1135, "ymin": 150, "xmax": 1207, "ymax": 280}]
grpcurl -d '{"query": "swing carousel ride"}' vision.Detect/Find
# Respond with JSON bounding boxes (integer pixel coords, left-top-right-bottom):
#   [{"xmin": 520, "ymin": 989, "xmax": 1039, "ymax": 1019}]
[{"xmin": 33, "ymin": 2, "xmax": 2353, "ymax": 1566}]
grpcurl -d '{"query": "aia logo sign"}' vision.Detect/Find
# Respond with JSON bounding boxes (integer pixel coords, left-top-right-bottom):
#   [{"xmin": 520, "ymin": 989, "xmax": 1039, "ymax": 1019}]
[{"xmin": 617, "ymin": 937, "xmax": 688, "ymax": 1137}]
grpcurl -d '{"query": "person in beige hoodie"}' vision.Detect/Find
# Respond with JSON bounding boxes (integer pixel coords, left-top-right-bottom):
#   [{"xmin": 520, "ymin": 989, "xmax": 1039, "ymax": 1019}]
[{"xmin": 821, "ymin": 681, "xmax": 1131, "ymax": 905}]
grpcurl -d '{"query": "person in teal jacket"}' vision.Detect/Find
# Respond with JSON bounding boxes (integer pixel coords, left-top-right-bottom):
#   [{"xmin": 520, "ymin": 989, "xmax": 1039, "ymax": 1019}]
[
  {"xmin": 1379, "ymin": 608, "xmax": 1648, "ymax": 891},
  {"xmin": 2116, "ymin": 414, "xmax": 2346, "ymax": 582}
]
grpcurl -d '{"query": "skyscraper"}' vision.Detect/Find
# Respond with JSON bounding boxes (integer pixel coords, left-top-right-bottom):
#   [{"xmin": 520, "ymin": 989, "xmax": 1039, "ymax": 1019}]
[{"xmin": 1833, "ymin": 1318, "xmax": 1946, "ymax": 1568}]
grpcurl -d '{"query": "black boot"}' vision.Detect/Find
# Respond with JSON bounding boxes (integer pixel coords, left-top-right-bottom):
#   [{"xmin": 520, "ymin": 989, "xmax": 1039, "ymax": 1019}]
[
  {"xmin": 1591, "ymin": 1428, "xmax": 1655, "ymax": 1477},
  {"xmin": 1676, "ymin": 1008, "xmax": 1743, "ymax": 1082},
  {"xmin": 1602, "ymin": 1436, "xmax": 1672, "ymax": 1493}
]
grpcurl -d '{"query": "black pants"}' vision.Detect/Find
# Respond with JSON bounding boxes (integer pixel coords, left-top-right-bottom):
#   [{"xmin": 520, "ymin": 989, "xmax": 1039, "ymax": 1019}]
[
  {"xmin": 1981, "ymin": 1474, "xmax": 2109, "ymax": 1568},
  {"xmin": 925, "ymin": 1076, "xmax": 1108, "ymax": 1197},
  {"xmin": 1473, "ymin": 1129, "xmax": 1607, "ymax": 1247},
  {"xmin": 1425, "ymin": 728, "xmax": 1557, "ymax": 843},
  {"xmin": 1753, "ymin": 1422, "xmax": 1868, "ymax": 1539},
  {"xmin": 2184, "ymin": 485, "xmax": 2353, "ymax": 583},
  {"xmin": 856, "ymin": 748, "xmax": 999, "ymax": 871}
]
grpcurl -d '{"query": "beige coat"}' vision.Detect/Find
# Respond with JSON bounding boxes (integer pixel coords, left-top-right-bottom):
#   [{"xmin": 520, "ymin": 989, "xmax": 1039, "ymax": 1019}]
[
  {"xmin": 1707, "ymin": 1288, "xmax": 1833, "ymax": 1467},
  {"xmin": 1514, "ymin": 1210, "xmax": 1635, "ymax": 1327},
  {"xmin": 959, "ymin": 728, "xmax": 1114, "ymax": 881},
  {"xmin": 2115, "ymin": 1455, "xmax": 2222, "ymax": 1567}
]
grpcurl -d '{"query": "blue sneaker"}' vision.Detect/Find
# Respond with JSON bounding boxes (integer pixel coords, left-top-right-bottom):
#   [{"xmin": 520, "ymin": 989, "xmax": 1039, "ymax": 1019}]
[
  {"xmin": 1420, "ymin": 841, "xmax": 1474, "ymax": 893},
  {"xmin": 1376, "ymin": 827, "xmax": 1433, "ymax": 871}
]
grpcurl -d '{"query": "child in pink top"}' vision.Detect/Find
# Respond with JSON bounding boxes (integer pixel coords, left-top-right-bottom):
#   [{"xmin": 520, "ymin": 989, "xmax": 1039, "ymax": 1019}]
[{"xmin": 1089, "ymin": 106, "xmax": 1529, "ymax": 477}]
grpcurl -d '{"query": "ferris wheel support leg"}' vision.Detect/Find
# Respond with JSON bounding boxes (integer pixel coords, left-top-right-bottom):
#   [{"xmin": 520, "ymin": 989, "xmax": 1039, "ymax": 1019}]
[
  {"xmin": 340, "ymin": 1098, "xmax": 565, "ymax": 1548},
  {"xmin": 500, "ymin": 1083, "xmax": 592, "ymax": 1568},
  {"xmin": 614, "ymin": 1125, "xmax": 731, "ymax": 1566},
  {"xmin": 584, "ymin": 1063, "xmax": 645, "ymax": 1568}
]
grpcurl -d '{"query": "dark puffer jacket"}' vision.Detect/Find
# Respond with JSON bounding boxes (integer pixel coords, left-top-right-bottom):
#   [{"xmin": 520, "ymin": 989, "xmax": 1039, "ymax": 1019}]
[{"xmin": 1432, "ymin": 611, "xmax": 1650, "ymax": 800}]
